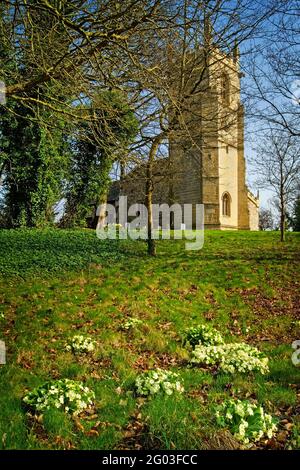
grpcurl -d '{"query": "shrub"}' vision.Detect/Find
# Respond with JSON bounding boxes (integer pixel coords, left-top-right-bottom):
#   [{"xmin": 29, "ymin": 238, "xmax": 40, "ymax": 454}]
[
  {"xmin": 191, "ymin": 342, "xmax": 269, "ymax": 374},
  {"xmin": 183, "ymin": 324, "xmax": 224, "ymax": 348},
  {"xmin": 215, "ymin": 399, "xmax": 277, "ymax": 444},
  {"xmin": 135, "ymin": 369, "xmax": 184, "ymax": 397},
  {"xmin": 23, "ymin": 379, "xmax": 95, "ymax": 415}
]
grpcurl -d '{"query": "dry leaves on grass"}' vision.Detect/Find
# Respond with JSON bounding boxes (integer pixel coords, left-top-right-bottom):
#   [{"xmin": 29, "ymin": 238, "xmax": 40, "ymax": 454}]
[
  {"xmin": 227, "ymin": 284, "xmax": 300, "ymax": 342},
  {"xmin": 133, "ymin": 351, "xmax": 183, "ymax": 371},
  {"xmin": 16, "ymin": 350, "xmax": 35, "ymax": 370},
  {"xmin": 117, "ymin": 409, "xmax": 150, "ymax": 451},
  {"xmin": 176, "ymin": 284, "xmax": 199, "ymax": 301},
  {"xmin": 187, "ymin": 389, "xmax": 208, "ymax": 403},
  {"xmin": 202, "ymin": 430, "xmax": 241, "ymax": 450},
  {"xmin": 204, "ymin": 292, "xmax": 219, "ymax": 307},
  {"xmin": 229, "ymin": 286, "xmax": 300, "ymax": 320}
]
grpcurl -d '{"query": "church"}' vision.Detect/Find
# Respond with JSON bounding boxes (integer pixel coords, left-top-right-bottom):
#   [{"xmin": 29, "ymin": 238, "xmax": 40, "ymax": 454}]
[{"xmin": 108, "ymin": 41, "xmax": 259, "ymax": 231}]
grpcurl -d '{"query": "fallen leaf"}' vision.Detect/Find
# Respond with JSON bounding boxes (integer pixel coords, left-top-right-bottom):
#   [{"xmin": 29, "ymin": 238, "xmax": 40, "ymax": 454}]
[{"xmin": 86, "ymin": 429, "xmax": 99, "ymax": 437}]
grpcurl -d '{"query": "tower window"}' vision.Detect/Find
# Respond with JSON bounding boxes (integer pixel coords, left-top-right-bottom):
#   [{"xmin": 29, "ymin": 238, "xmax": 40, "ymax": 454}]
[
  {"xmin": 222, "ymin": 192, "xmax": 231, "ymax": 216},
  {"xmin": 221, "ymin": 73, "xmax": 230, "ymax": 105}
]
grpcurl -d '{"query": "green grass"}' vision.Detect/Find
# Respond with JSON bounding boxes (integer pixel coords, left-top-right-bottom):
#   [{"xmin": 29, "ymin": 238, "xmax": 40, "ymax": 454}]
[
  {"xmin": 0, "ymin": 228, "xmax": 126, "ymax": 277},
  {"xmin": 0, "ymin": 228, "xmax": 299, "ymax": 449}
]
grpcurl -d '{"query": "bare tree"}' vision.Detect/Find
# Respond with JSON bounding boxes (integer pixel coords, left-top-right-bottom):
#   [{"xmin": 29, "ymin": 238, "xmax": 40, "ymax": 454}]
[
  {"xmin": 0, "ymin": 0, "xmax": 168, "ymax": 133},
  {"xmin": 245, "ymin": 0, "xmax": 300, "ymax": 138},
  {"xmin": 254, "ymin": 130, "xmax": 300, "ymax": 241},
  {"xmin": 116, "ymin": 0, "xmax": 280, "ymax": 254},
  {"xmin": 259, "ymin": 208, "xmax": 274, "ymax": 230}
]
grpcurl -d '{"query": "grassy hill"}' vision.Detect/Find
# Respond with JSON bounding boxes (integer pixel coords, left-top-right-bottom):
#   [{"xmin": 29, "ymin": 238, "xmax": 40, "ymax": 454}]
[{"xmin": 0, "ymin": 229, "xmax": 299, "ymax": 449}]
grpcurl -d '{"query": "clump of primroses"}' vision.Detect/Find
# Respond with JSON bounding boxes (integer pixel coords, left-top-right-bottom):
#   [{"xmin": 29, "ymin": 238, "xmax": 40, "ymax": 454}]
[
  {"xmin": 215, "ymin": 399, "xmax": 277, "ymax": 445},
  {"xmin": 23, "ymin": 379, "xmax": 95, "ymax": 415},
  {"xmin": 135, "ymin": 369, "xmax": 184, "ymax": 397}
]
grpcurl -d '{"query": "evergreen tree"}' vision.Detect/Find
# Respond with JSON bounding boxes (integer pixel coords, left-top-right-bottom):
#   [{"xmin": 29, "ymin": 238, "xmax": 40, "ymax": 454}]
[
  {"xmin": 291, "ymin": 196, "xmax": 300, "ymax": 232},
  {"xmin": 62, "ymin": 91, "xmax": 138, "ymax": 227},
  {"xmin": 1, "ymin": 106, "xmax": 68, "ymax": 227},
  {"xmin": 0, "ymin": 2, "xmax": 69, "ymax": 227}
]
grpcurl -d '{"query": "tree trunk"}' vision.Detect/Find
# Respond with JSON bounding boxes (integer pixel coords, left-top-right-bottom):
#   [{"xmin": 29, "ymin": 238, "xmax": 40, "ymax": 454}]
[
  {"xmin": 145, "ymin": 135, "xmax": 164, "ymax": 256},
  {"xmin": 280, "ymin": 210, "xmax": 285, "ymax": 242},
  {"xmin": 146, "ymin": 176, "xmax": 156, "ymax": 256},
  {"xmin": 95, "ymin": 193, "xmax": 107, "ymax": 230},
  {"xmin": 280, "ymin": 170, "xmax": 285, "ymax": 242}
]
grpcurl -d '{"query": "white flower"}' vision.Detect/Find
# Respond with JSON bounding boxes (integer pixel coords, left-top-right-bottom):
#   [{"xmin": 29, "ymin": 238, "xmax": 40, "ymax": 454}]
[
  {"xmin": 236, "ymin": 404, "xmax": 245, "ymax": 417},
  {"xmin": 215, "ymin": 399, "xmax": 277, "ymax": 444},
  {"xmin": 23, "ymin": 379, "xmax": 95, "ymax": 415},
  {"xmin": 135, "ymin": 369, "xmax": 184, "ymax": 397},
  {"xmin": 66, "ymin": 335, "xmax": 96, "ymax": 354},
  {"xmin": 121, "ymin": 317, "xmax": 143, "ymax": 330},
  {"xmin": 191, "ymin": 342, "xmax": 269, "ymax": 375},
  {"xmin": 184, "ymin": 325, "xmax": 224, "ymax": 348}
]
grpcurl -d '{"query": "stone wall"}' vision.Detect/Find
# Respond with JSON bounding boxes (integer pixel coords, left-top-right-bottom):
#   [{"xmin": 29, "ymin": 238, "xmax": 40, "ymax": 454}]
[
  {"xmin": 247, "ymin": 192, "xmax": 259, "ymax": 231},
  {"xmin": 219, "ymin": 144, "xmax": 238, "ymax": 229}
]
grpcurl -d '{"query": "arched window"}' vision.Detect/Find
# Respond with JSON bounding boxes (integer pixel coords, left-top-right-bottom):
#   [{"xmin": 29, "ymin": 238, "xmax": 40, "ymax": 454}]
[
  {"xmin": 221, "ymin": 72, "xmax": 230, "ymax": 105},
  {"xmin": 222, "ymin": 192, "xmax": 231, "ymax": 216}
]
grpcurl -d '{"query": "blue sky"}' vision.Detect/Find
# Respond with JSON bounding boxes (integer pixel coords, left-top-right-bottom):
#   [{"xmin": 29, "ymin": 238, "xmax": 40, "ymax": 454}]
[{"xmin": 237, "ymin": 2, "xmax": 299, "ymax": 210}]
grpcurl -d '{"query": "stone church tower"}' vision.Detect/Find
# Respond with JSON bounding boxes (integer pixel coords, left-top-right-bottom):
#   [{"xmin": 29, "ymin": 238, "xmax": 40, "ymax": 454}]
[
  {"xmin": 168, "ymin": 44, "xmax": 259, "ymax": 230},
  {"xmin": 108, "ymin": 39, "xmax": 259, "ymax": 230}
]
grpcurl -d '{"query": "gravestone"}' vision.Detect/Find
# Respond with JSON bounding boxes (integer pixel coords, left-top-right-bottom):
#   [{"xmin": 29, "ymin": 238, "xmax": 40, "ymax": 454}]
[{"xmin": 0, "ymin": 340, "xmax": 6, "ymax": 364}]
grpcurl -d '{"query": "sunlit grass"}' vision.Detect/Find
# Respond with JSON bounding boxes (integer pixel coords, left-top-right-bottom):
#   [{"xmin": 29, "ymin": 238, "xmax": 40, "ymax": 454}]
[{"xmin": 0, "ymin": 229, "xmax": 299, "ymax": 449}]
